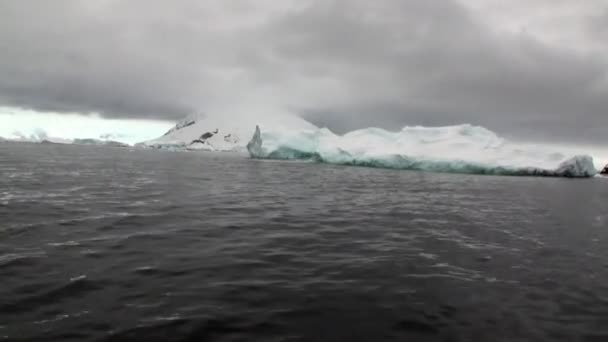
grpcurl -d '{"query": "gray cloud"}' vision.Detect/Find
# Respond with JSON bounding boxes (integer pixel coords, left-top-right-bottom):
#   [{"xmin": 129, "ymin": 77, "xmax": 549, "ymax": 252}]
[{"xmin": 0, "ymin": 0, "xmax": 607, "ymax": 143}]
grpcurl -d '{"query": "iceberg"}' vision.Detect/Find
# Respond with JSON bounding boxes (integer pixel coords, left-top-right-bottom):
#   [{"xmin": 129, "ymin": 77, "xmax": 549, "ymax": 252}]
[
  {"xmin": 140, "ymin": 113, "xmax": 317, "ymax": 152},
  {"xmin": 247, "ymin": 124, "xmax": 598, "ymax": 178}
]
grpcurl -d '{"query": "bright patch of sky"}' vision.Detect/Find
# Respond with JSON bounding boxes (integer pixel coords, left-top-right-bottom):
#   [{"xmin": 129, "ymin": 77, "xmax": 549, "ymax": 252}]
[{"xmin": 0, "ymin": 107, "xmax": 173, "ymax": 145}]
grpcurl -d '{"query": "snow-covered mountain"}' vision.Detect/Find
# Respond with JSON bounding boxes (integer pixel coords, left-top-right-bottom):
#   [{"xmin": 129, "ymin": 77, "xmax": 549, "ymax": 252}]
[
  {"xmin": 72, "ymin": 139, "xmax": 130, "ymax": 147},
  {"xmin": 0, "ymin": 132, "xmax": 130, "ymax": 147},
  {"xmin": 3, "ymin": 130, "xmax": 73, "ymax": 144},
  {"xmin": 139, "ymin": 113, "xmax": 317, "ymax": 152}
]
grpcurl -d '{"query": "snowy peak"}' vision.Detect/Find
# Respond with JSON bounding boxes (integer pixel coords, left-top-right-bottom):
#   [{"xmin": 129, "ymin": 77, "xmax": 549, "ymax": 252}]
[
  {"xmin": 161, "ymin": 114, "xmax": 200, "ymax": 137},
  {"xmin": 140, "ymin": 113, "xmax": 317, "ymax": 152}
]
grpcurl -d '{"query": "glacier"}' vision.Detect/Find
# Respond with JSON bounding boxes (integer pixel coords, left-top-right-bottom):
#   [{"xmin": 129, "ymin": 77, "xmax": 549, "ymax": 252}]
[{"xmin": 247, "ymin": 124, "xmax": 598, "ymax": 178}]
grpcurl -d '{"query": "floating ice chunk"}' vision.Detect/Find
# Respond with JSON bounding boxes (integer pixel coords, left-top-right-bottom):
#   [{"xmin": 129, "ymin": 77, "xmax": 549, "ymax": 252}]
[{"xmin": 247, "ymin": 124, "xmax": 598, "ymax": 178}]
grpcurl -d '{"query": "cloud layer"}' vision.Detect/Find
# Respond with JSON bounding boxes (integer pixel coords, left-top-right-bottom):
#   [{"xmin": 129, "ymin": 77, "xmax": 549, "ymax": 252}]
[{"xmin": 1, "ymin": 0, "xmax": 607, "ymax": 143}]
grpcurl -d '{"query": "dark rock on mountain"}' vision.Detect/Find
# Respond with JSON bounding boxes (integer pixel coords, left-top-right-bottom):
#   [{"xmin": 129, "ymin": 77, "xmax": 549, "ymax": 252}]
[
  {"xmin": 161, "ymin": 116, "xmax": 199, "ymax": 136},
  {"xmin": 189, "ymin": 130, "xmax": 219, "ymax": 145}
]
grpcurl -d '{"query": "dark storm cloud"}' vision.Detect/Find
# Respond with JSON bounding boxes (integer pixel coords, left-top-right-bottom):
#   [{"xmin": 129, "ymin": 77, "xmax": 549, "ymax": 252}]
[
  {"xmin": 261, "ymin": 0, "xmax": 608, "ymax": 142},
  {"xmin": 0, "ymin": 0, "xmax": 607, "ymax": 143}
]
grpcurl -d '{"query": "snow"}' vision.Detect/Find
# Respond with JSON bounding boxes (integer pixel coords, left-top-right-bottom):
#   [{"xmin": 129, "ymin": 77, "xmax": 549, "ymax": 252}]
[
  {"xmin": 140, "ymin": 113, "xmax": 317, "ymax": 152},
  {"xmin": 247, "ymin": 124, "xmax": 599, "ymax": 178}
]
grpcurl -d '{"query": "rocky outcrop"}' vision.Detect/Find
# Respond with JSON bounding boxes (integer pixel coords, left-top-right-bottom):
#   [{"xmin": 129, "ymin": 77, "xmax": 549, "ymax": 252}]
[
  {"xmin": 162, "ymin": 116, "xmax": 198, "ymax": 136},
  {"xmin": 601, "ymin": 164, "xmax": 608, "ymax": 175},
  {"xmin": 189, "ymin": 130, "xmax": 218, "ymax": 145}
]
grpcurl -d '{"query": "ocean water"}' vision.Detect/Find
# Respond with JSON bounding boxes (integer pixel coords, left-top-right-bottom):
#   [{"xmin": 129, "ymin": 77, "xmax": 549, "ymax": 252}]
[{"xmin": 1, "ymin": 142, "xmax": 608, "ymax": 342}]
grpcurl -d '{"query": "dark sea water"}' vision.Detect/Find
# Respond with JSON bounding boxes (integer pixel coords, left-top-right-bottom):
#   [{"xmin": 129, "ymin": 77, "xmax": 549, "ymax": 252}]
[{"xmin": 1, "ymin": 142, "xmax": 608, "ymax": 342}]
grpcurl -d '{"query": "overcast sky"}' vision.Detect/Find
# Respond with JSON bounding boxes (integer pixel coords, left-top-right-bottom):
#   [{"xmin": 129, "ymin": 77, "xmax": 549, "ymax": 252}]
[{"xmin": 1, "ymin": 0, "xmax": 607, "ymax": 143}]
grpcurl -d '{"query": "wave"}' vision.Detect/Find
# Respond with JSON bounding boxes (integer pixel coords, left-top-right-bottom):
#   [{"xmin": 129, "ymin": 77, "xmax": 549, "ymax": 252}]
[{"xmin": 246, "ymin": 124, "xmax": 598, "ymax": 178}]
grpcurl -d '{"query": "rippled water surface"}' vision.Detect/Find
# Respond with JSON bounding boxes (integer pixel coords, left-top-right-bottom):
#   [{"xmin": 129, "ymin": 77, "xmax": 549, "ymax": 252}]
[{"xmin": 1, "ymin": 142, "xmax": 608, "ymax": 341}]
